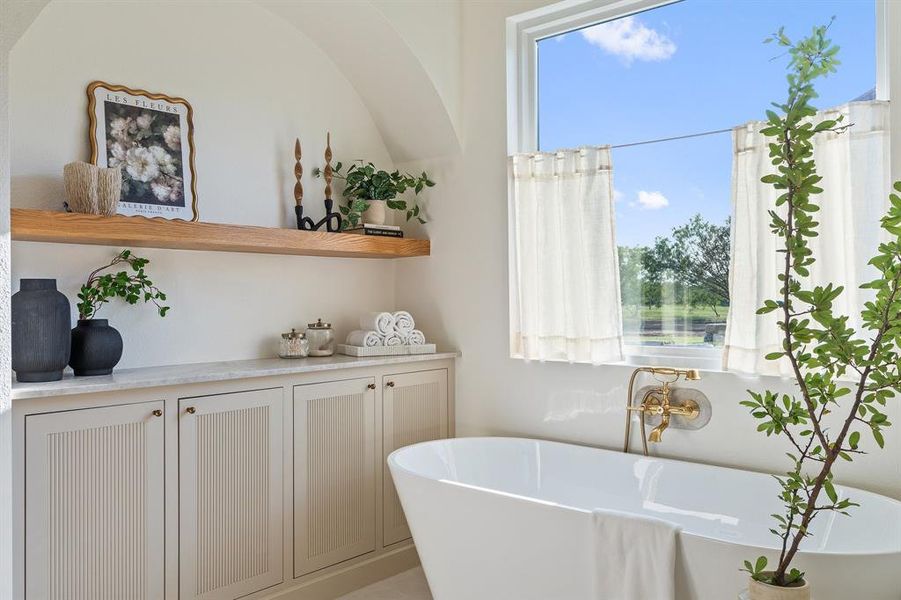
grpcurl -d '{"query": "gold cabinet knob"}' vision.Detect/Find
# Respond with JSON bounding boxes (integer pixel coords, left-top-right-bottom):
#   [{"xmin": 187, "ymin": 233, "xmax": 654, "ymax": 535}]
[
  {"xmin": 152, "ymin": 409, "xmax": 163, "ymax": 417},
  {"xmin": 386, "ymin": 381, "xmax": 395, "ymax": 388},
  {"xmin": 367, "ymin": 383, "xmax": 376, "ymax": 390},
  {"xmin": 185, "ymin": 406, "xmax": 196, "ymax": 414}
]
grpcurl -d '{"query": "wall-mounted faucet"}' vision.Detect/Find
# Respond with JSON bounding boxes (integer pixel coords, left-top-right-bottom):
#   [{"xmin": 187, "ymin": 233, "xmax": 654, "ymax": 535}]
[{"xmin": 623, "ymin": 367, "xmax": 701, "ymax": 456}]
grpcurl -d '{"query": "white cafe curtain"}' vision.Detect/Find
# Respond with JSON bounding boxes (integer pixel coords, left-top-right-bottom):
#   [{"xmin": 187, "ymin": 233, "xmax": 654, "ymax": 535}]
[
  {"xmin": 724, "ymin": 100, "xmax": 891, "ymax": 376},
  {"xmin": 508, "ymin": 146, "xmax": 624, "ymax": 364}
]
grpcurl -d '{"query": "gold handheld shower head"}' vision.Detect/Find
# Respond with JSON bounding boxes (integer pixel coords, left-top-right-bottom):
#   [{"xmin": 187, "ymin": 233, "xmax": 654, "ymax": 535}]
[{"xmin": 635, "ymin": 366, "xmax": 702, "ymax": 382}]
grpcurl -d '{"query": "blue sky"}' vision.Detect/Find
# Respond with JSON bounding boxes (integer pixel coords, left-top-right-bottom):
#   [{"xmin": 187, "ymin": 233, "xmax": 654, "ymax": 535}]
[{"xmin": 537, "ymin": 0, "xmax": 876, "ymax": 247}]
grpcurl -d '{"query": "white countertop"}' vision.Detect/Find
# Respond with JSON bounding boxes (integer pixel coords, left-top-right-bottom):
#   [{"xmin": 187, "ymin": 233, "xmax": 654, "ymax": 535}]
[{"xmin": 12, "ymin": 351, "xmax": 460, "ymax": 400}]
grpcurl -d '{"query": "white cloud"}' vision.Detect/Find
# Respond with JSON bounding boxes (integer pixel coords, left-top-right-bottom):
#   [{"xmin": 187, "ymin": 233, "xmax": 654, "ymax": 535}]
[
  {"xmin": 613, "ymin": 188, "xmax": 624, "ymax": 203},
  {"xmin": 634, "ymin": 190, "xmax": 669, "ymax": 210},
  {"xmin": 581, "ymin": 16, "xmax": 676, "ymax": 64}
]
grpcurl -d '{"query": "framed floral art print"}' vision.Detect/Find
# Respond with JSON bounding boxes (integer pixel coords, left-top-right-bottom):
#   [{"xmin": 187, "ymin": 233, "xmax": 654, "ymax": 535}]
[{"xmin": 88, "ymin": 81, "xmax": 198, "ymax": 221}]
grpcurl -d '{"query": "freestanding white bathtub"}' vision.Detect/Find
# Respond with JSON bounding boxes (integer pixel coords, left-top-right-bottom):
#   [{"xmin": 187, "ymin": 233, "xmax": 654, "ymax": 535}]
[{"xmin": 388, "ymin": 437, "xmax": 901, "ymax": 600}]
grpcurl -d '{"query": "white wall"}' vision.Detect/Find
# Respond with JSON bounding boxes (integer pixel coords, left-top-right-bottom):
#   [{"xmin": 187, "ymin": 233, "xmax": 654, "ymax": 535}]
[
  {"xmin": 395, "ymin": 0, "xmax": 901, "ymax": 499},
  {"xmin": 1, "ymin": 2, "xmax": 50, "ymax": 595},
  {"xmin": 9, "ymin": 0, "xmax": 401, "ymax": 369}
]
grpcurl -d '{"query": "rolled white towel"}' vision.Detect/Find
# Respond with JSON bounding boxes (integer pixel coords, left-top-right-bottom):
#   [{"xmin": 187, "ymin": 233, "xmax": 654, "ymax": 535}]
[
  {"xmin": 393, "ymin": 311, "xmax": 415, "ymax": 336},
  {"xmin": 346, "ymin": 330, "xmax": 384, "ymax": 347},
  {"xmin": 360, "ymin": 312, "xmax": 395, "ymax": 336},
  {"xmin": 406, "ymin": 329, "xmax": 426, "ymax": 345},
  {"xmin": 384, "ymin": 333, "xmax": 404, "ymax": 346}
]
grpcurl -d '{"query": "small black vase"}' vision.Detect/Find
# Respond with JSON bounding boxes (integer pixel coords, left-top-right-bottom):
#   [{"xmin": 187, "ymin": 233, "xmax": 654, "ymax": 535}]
[
  {"xmin": 11, "ymin": 279, "xmax": 71, "ymax": 382},
  {"xmin": 69, "ymin": 319, "xmax": 123, "ymax": 376}
]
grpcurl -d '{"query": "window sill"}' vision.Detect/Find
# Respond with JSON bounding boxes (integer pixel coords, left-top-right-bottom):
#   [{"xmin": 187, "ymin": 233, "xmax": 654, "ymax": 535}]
[
  {"xmin": 511, "ymin": 345, "xmax": 726, "ymax": 372},
  {"xmin": 621, "ymin": 344, "xmax": 724, "ymax": 372}
]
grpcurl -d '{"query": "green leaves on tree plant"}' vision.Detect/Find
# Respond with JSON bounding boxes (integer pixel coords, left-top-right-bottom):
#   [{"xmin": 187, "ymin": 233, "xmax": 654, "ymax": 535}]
[{"xmin": 739, "ymin": 20, "xmax": 901, "ymax": 588}]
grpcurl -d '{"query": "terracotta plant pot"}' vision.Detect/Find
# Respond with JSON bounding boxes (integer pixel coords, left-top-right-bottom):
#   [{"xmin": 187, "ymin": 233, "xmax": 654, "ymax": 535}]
[
  {"xmin": 748, "ymin": 576, "xmax": 810, "ymax": 600},
  {"xmin": 361, "ymin": 199, "xmax": 387, "ymax": 225}
]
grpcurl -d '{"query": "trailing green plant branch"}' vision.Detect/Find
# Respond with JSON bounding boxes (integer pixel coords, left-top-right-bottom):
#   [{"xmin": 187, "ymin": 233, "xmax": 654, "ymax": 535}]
[
  {"xmin": 77, "ymin": 249, "xmax": 170, "ymax": 320},
  {"xmin": 739, "ymin": 23, "xmax": 901, "ymax": 587},
  {"xmin": 313, "ymin": 161, "xmax": 434, "ymax": 229}
]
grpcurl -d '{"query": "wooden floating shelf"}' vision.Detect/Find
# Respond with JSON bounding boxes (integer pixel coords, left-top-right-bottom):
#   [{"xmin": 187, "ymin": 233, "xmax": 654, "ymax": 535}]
[{"xmin": 11, "ymin": 209, "xmax": 430, "ymax": 259}]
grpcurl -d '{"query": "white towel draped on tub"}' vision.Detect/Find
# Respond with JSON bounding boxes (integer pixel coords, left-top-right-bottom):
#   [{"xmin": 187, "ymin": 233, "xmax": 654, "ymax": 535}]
[
  {"xmin": 393, "ymin": 311, "xmax": 415, "ymax": 336},
  {"xmin": 592, "ymin": 509, "xmax": 680, "ymax": 600},
  {"xmin": 346, "ymin": 330, "xmax": 383, "ymax": 347},
  {"xmin": 360, "ymin": 312, "xmax": 395, "ymax": 336}
]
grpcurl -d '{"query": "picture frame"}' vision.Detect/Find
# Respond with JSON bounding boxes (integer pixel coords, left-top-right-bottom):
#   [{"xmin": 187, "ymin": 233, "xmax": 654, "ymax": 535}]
[{"xmin": 87, "ymin": 80, "xmax": 198, "ymax": 221}]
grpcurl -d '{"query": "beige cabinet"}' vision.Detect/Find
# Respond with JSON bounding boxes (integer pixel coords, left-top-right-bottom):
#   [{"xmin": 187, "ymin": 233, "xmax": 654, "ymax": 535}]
[
  {"xmin": 293, "ymin": 378, "xmax": 376, "ymax": 577},
  {"xmin": 15, "ymin": 355, "xmax": 455, "ymax": 599},
  {"xmin": 25, "ymin": 401, "xmax": 166, "ymax": 600},
  {"xmin": 179, "ymin": 387, "xmax": 284, "ymax": 600},
  {"xmin": 382, "ymin": 369, "xmax": 449, "ymax": 546}
]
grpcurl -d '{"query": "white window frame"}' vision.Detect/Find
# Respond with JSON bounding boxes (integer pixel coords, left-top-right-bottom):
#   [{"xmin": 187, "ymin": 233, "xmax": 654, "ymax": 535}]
[{"xmin": 507, "ymin": 0, "xmax": 894, "ymax": 370}]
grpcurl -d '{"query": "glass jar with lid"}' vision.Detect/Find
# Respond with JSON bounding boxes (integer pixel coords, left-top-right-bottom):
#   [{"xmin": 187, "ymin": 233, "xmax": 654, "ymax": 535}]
[
  {"xmin": 305, "ymin": 318, "xmax": 335, "ymax": 356},
  {"xmin": 278, "ymin": 328, "xmax": 309, "ymax": 358}
]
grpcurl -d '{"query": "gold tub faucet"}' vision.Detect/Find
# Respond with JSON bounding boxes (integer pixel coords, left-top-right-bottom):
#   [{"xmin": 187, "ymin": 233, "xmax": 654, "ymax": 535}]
[{"xmin": 623, "ymin": 367, "xmax": 701, "ymax": 456}]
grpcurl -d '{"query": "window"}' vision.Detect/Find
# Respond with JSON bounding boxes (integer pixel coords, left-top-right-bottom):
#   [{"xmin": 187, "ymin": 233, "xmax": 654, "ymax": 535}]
[{"xmin": 509, "ymin": 0, "xmax": 885, "ymax": 366}]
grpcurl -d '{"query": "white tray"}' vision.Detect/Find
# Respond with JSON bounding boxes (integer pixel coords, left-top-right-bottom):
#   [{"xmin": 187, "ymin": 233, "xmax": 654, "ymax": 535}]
[{"xmin": 338, "ymin": 343, "xmax": 437, "ymax": 357}]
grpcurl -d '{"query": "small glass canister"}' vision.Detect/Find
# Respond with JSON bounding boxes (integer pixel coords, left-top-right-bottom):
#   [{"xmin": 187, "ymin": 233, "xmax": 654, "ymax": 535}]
[
  {"xmin": 279, "ymin": 328, "xmax": 309, "ymax": 359},
  {"xmin": 305, "ymin": 318, "xmax": 335, "ymax": 356}
]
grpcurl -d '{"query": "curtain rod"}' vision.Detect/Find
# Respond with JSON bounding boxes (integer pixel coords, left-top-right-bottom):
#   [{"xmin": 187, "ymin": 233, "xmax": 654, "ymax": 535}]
[
  {"xmin": 602, "ymin": 97, "xmax": 872, "ymax": 150},
  {"xmin": 610, "ymin": 127, "xmax": 733, "ymax": 149}
]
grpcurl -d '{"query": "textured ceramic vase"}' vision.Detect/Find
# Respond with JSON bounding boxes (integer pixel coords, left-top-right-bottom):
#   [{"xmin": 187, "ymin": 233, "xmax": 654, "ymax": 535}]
[
  {"xmin": 69, "ymin": 319, "xmax": 124, "ymax": 376},
  {"xmin": 11, "ymin": 279, "xmax": 71, "ymax": 382},
  {"xmin": 361, "ymin": 199, "xmax": 387, "ymax": 225},
  {"xmin": 748, "ymin": 577, "xmax": 811, "ymax": 600}
]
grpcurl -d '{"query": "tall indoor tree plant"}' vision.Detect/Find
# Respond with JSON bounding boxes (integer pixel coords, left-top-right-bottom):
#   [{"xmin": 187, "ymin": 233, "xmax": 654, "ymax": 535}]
[{"xmin": 739, "ymin": 23, "xmax": 901, "ymax": 599}]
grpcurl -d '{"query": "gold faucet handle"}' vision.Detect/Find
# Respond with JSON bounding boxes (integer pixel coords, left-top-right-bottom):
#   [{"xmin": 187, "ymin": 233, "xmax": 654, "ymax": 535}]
[
  {"xmin": 628, "ymin": 402, "xmax": 665, "ymax": 416},
  {"xmin": 667, "ymin": 400, "xmax": 701, "ymax": 419}
]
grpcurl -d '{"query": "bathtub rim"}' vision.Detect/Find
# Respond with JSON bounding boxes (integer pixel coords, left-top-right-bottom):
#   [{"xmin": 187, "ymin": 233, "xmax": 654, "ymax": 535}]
[{"xmin": 388, "ymin": 435, "xmax": 901, "ymax": 558}]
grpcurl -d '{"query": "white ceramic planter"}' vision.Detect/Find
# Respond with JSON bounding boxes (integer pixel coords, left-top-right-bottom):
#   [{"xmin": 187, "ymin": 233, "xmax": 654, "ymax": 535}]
[
  {"xmin": 748, "ymin": 576, "xmax": 811, "ymax": 600},
  {"xmin": 361, "ymin": 199, "xmax": 387, "ymax": 225}
]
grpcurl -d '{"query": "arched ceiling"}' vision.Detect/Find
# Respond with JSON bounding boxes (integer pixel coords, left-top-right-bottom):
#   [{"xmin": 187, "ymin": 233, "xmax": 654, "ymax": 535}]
[
  {"xmin": 1, "ymin": 0, "xmax": 50, "ymax": 55},
  {"xmin": 258, "ymin": 0, "xmax": 461, "ymax": 163},
  {"xmin": 5, "ymin": 0, "xmax": 461, "ymax": 165}
]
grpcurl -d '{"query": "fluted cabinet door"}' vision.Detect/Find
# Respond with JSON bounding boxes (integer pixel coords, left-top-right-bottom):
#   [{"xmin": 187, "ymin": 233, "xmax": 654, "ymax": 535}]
[
  {"xmin": 25, "ymin": 401, "xmax": 166, "ymax": 600},
  {"xmin": 293, "ymin": 378, "xmax": 376, "ymax": 577},
  {"xmin": 382, "ymin": 369, "xmax": 448, "ymax": 546},
  {"xmin": 179, "ymin": 388, "xmax": 284, "ymax": 600}
]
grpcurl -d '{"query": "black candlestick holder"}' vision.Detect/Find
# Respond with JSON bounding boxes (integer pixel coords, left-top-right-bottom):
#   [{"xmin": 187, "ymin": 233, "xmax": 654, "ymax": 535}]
[
  {"xmin": 295, "ymin": 132, "xmax": 342, "ymax": 232},
  {"xmin": 296, "ymin": 200, "xmax": 342, "ymax": 232}
]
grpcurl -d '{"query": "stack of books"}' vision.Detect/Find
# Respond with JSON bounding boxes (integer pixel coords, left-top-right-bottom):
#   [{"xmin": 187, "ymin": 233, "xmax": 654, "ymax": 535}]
[{"xmin": 345, "ymin": 223, "xmax": 404, "ymax": 238}]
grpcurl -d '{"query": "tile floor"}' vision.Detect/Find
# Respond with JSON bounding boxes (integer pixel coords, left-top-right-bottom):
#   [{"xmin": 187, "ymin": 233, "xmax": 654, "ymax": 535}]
[{"xmin": 336, "ymin": 567, "xmax": 433, "ymax": 600}]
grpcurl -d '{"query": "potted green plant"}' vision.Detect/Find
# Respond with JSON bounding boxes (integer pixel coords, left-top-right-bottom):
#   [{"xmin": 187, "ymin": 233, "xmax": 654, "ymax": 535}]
[
  {"xmin": 739, "ymin": 23, "xmax": 900, "ymax": 600},
  {"xmin": 71, "ymin": 249, "xmax": 169, "ymax": 376},
  {"xmin": 314, "ymin": 161, "xmax": 434, "ymax": 229}
]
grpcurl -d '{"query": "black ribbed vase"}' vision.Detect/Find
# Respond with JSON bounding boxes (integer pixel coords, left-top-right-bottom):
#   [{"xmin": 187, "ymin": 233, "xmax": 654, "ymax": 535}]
[
  {"xmin": 11, "ymin": 278, "xmax": 71, "ymax": 382},
  {"xmin": 69, "ymin": 319, "xmax": 123, "ymax": 376}
]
